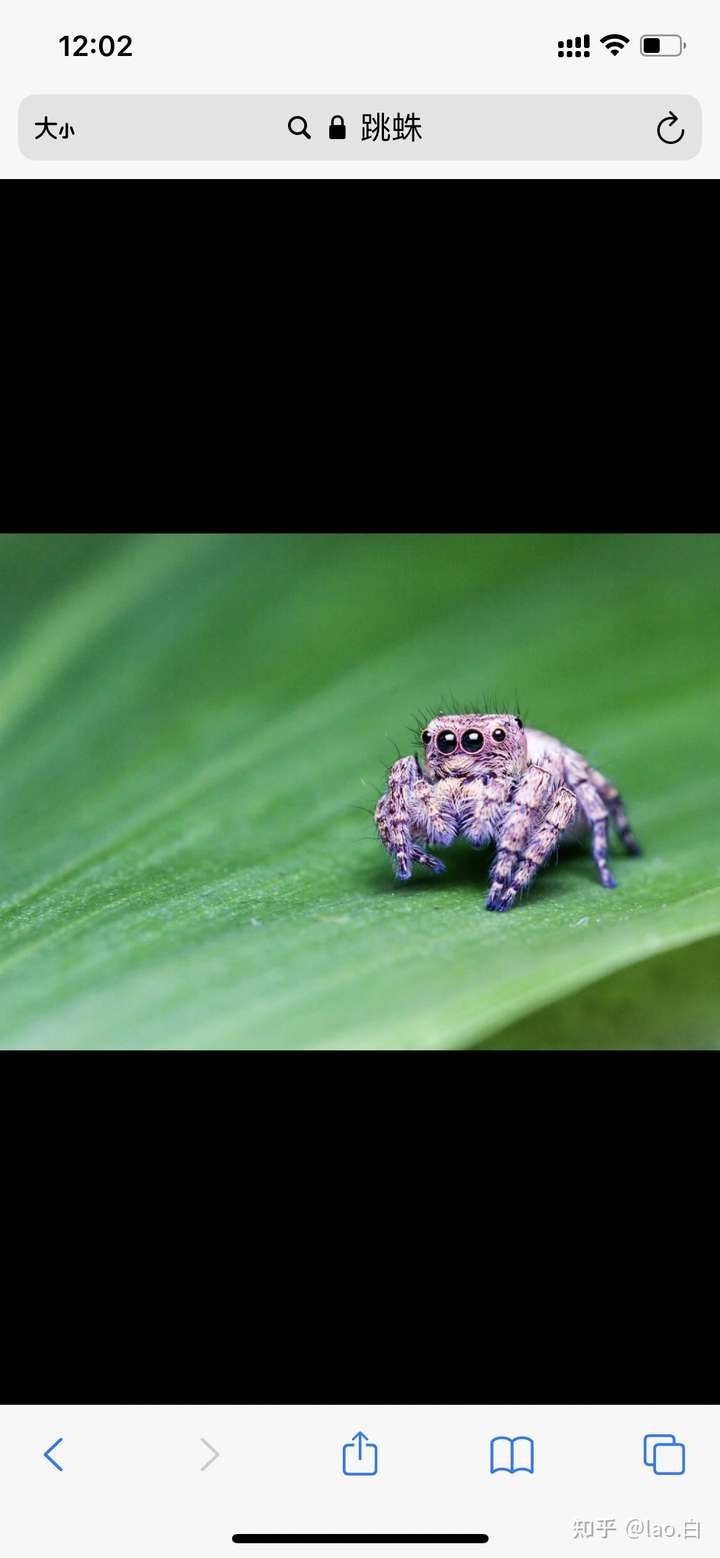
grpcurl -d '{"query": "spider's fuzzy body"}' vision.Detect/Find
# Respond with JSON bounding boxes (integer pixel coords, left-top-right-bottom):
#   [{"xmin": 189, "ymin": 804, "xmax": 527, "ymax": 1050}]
[{"xmin": 375, "ymin": 712, "xmax": 640, "ymax": 912}]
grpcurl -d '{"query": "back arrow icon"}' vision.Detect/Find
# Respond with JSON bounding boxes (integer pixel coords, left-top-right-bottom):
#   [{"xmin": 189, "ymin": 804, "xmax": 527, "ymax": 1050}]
[
  {"xmin": 657, "ymin": 110, "xmax": 685, "ymax": 145},
  {"xmin": 43, "ymin": 1438, "xmax": 63, "ymax": 1471},
  {"xmin": 200, "ymin": 1437, "xmax": 220, "ymax": 1471}
]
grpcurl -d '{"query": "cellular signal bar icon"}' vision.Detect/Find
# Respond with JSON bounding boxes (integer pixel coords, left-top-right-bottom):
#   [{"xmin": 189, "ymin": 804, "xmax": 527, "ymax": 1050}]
[{"xmin": 558, "ymin": 33, "xmax": 591, "ymax": 57}]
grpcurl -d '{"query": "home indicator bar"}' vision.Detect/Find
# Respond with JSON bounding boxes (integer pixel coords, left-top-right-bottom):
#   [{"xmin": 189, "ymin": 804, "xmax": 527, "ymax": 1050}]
[{"xmin": 231, "ymin": 1539, "xmax": 490, "ymax": 1547}]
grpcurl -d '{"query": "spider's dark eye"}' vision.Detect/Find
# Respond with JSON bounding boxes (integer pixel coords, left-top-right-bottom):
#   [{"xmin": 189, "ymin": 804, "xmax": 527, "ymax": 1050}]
[
  {"xmin": 436, "ymin": 731, "xmax": 458, "ymax": 754},
  {"xmin": 421, "ymin": 730, "xmax": 431, "ymax": 745},
  {"xmin": 492, "ymin": 727, "xmax": 507, "ymax": 742},
  {"xmin": 516, "ymin": 718, "xmax": 524, "ymax": 729},
  {"xmin": 461, "ymin": 730, "xmax": 484, "ymax": 753}
]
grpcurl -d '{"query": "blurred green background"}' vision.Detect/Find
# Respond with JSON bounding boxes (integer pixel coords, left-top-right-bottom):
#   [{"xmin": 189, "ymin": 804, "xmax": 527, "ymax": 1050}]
[{"xmin": 0, "ymin": 532, "xmax": 718, "ymax": 1050}]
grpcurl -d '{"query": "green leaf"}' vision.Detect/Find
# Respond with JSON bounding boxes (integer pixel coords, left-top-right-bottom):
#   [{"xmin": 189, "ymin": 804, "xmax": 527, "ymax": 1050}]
[
  {"xmin": 480, "ymin": 935, "xmax": 720, "ymax": 1049},
  {"xmin": 1, "ymin": 532, "xmax": 718, "ymax": 1049}
]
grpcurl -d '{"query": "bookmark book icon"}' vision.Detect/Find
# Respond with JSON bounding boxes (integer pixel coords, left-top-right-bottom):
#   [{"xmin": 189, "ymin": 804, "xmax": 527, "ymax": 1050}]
[
  {"xmin": 342, "ymin": 1431, "xmax": 378, "ymax": 1476},
  {"xmin": 490, "ymin": 1436, "xmax": 535, "ymax": 1474}
]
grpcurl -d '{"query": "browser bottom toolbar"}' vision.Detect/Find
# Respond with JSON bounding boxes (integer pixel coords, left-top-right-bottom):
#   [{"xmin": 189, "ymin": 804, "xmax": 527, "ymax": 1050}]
[{"xmin": 0, "ymin": 1405, "xmax": 715, "ymax": 1557}]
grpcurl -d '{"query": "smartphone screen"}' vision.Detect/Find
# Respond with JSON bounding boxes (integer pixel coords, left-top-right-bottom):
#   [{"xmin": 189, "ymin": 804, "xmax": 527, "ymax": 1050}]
[
  {"xmin": 3, "ymin": 0, "xmax": 714, "ymax": 175},
  {"xmin": 0, "ymin": 1405, "xmax": 714, "ymax": 1553}
]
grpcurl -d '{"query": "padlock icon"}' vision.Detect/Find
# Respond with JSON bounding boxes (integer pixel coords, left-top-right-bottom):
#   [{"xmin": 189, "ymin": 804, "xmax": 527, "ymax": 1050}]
[{"xmin": 328, "ymin": 115, "xmax": 347, "ymax": 140}]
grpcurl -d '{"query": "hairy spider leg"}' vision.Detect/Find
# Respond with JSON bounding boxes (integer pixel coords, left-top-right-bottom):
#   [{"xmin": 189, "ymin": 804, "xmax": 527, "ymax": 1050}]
[
  {"xmin": 487, "ymin": 768, "xmax": 577, "ymax": 912},
  {"xmin": 588, "ymin": 766, "xmax": 642, "ymax": 856},
  {"xmin": 375, "ymin": 760, "xmax": 446, "ymax": 878},
  {"xmin": 569, "ymin": 776, "xmax": 617, "ymax": 890}
]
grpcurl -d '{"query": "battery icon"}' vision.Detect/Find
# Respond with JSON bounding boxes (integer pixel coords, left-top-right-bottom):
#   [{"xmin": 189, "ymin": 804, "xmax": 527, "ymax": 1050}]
[{"xmin": 640, "ymin": 34, "xmax": 685, "ymax": 55}]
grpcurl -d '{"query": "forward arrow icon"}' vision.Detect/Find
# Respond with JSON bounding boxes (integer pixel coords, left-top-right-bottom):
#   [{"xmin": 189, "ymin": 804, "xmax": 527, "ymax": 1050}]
[{"xmin": 200, "ymin": 1437, "xmax": 220, "ymax": 1471}]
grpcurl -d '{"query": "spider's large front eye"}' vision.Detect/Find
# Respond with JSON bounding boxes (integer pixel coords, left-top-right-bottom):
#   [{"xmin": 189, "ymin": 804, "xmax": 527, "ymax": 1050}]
[
  {"xmin": 437, "ymin": 731, "xmax": 458, "ymax": 753},
  {"xmin": 492, "ymin": 727, "xmax": 507, "ymax": 742},
  {"xmin": 461, "ymin": 730, "xmax": 484, "ymax": 753}
]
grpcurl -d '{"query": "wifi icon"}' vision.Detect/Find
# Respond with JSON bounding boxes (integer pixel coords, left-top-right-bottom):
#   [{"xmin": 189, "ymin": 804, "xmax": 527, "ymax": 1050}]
[{"xmin": 600, "ymin": 32, "xmax": 630, "ymax": 52}]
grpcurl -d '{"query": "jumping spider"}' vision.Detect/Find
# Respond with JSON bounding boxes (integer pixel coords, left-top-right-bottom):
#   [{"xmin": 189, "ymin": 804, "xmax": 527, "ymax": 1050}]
[{"xmin": 375, "ymin": 712, "xmax": 641, "ymax": 912}]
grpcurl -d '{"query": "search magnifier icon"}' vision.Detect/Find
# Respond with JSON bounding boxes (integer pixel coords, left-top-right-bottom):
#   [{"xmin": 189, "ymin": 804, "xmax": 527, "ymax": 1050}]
[{"xmin": 288, "ymin": 114, "xmax": 311, "ymax": 139}]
